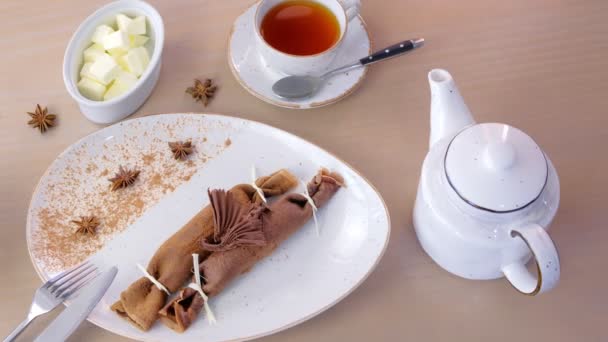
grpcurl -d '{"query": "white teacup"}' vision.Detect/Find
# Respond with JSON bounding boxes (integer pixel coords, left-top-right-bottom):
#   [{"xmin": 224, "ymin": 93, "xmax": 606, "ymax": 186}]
[{"xmin": 254, "ymin": 0, "xmax": 361, "ymax": 75}]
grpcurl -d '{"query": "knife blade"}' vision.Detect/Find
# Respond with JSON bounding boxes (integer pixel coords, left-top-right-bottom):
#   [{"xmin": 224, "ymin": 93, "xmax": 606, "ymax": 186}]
[{"xmin": 34, "ymin": 266, "xmax": 117, "ymax": 342}]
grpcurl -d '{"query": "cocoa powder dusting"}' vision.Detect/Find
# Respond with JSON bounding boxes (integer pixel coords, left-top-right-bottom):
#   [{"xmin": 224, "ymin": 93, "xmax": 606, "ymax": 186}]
[
  {"xmin": 30, "ymin": 116, "xmax": 235, "ymax": 272},
  {"xmin": 85, "ymin": 162, "xmax": 98, "ymax": 174},
  {"xmin": 142, "ymin": 153, "xmax": 155, "ymax": 166}
]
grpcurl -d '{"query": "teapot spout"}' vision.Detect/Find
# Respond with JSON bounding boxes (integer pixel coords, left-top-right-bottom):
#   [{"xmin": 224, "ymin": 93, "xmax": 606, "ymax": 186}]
[{"xmin": 428, "ymin": 69, "xmax": 475, "ymax": 148}]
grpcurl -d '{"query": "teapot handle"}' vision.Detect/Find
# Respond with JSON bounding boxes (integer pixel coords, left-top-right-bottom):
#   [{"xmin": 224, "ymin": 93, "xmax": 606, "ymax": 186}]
[{"xmin": 501, "ymin": 224, "xmax": 560, "ymax": 295}]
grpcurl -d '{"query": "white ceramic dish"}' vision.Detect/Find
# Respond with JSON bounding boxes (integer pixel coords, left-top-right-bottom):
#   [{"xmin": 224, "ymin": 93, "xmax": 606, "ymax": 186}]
[
  {"xmin": 228, "ymin": 2, "xmax": 371, "ymax": 109},
  {"xmin": 26, "ymin": 113, "xmax": 391, "ymax": 341},
  {"xmin": 63, "ymin": 0, "xmax": 164, "ymax": 124}
]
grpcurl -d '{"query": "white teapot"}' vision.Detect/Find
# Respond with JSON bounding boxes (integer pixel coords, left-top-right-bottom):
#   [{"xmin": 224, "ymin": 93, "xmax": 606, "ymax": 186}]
[{"xmin": 413, "ymin": 69, "xmax": 560, "ymax": 295}]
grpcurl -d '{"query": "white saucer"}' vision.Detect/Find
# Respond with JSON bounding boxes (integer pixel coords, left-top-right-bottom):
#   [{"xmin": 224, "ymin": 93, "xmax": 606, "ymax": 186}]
[{"xmin": 228, "ymin": 2, "xmax": 372, "ymax": 109}]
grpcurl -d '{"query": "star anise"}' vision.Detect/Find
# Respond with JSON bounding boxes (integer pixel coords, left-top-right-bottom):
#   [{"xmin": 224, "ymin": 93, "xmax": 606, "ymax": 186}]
[
  {"xmin": 186, "ymin": 79, "xmax": 217, "ymax": 106},
  {"xmin": 108, "ymin": 166, "xmax": 140, "ymax": 191},
  {"xmin": 72, "ymin": 215, "xmax": 100, "ymax": 235},
  {"xmin": 27, "ymin": 104, "xmax": 57, "ymax": 133},
  {"xmin": 168, "ymin": 140, "xmax": 194, "ymax": 160}
]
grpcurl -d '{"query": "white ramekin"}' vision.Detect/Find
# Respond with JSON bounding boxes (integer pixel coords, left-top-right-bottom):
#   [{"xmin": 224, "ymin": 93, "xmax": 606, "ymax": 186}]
[{"xmin": 63, "ymin": 0, "xmax": 164, "ymax": 124}]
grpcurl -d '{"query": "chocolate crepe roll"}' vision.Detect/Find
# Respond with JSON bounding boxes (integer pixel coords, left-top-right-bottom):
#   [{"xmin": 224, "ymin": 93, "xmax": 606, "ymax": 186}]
[
  {"xmin": 158, "ymin": 169, "xmax": 342, "ymax": 332},
  {"xmin": 111, "ymin": 169, "xmax": 297, "ymax": 331},
  {"xmin": 202, "ymin": 169, "xmax": 343, "ymax": 296}
]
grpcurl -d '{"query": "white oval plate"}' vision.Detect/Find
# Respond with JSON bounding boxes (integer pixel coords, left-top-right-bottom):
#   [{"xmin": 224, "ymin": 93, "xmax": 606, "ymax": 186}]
[{"xmin": 26, "ymin": 114, "xmax": 390, "ymax": 342}]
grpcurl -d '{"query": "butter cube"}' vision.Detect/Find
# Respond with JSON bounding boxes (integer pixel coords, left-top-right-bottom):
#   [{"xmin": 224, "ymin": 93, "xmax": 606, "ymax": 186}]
[
  {"xmin": 108, "ymin": 47, "xmax": 127, "ymax": 58},
  {"xmin": 91, "ymin": 24, "xmax": 114, "ymax": 45},
  {"xmin": 79, "ymin": 62, "xmax": 98, "ymax": 81},
  {"xmin": 129, "ymin": 35, "xmax": 149, "ymax": 47},
  {"xmin": 83, "ymin": 43, "xmax": 105, "ymax": 62},
  {"xmin": 123, "ymin": 46, "xmax": 149, "ymax": 77},
  {"xmin": 80, "ymin": 62, "xmax": 92, "ymax": 77},
  {"xmin": 89, "ymin": 53, "xmax": 120, "ymax": 85},
  {"xmin": 115, "ymin": 54, "xmax": 130, "ymax": 71},
  {"xmin": 116, "ymin": 69, "xmax": 138, "ymax": 83},
  {"xmin": 103, "ymin": 30, "xmax": 130, "ymax": 55},
  {"xmin": 116, "ymin": 14, "xmax": 132, "ymax": 32},
  {"xmin": 104, "ymin": 71, "xmax": 138, "ymax": 100},
  {"xmin": 130, "ymin": 16, "xmax": 147, "ymax": 35},
  {"xmin": 103, "ymin": 82, "xmax": 125, "ymax": 100},
  {"xmin": 117, "ymin": 14, "xmax": 146, "ymax": 35},
  {"xmin": 78, "ymin": 77, "xmax": 106, "ymax": 101}
]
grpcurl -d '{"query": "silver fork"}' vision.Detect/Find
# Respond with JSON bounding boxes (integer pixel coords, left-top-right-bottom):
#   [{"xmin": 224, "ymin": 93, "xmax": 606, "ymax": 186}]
[{"xmin": 4, "ymin": 262, "xmax": 98, "ymax": 342}]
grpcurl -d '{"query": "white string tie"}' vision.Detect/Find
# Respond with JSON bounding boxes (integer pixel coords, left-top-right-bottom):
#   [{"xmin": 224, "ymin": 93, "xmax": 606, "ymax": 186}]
[
  {"xmin": 187, "ymin": 253, "xmax": 217, "ymax": 324},
  {"xmin": 299, "ymin": 180, "xmax": 319, "ymax": 236},
  {"xmin": 251, "ymin": 165, "xmax": 267, "ymax": 203},
  {"xmin": 136, "ymin": 263, "xmax": 170, "ymax": 295}
]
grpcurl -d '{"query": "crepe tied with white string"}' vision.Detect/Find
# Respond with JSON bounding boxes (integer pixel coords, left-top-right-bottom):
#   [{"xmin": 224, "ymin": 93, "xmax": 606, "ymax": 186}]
[
  {"xmin": 202, "ymin": 169, "xmax": 343, "ymax": 296},
  {"xmin": 158, "ymin": 169, "xmax": 343, "ymax": 332},
  {"xmin": 158, "ymin": 190, "xmax": 269, "ymax": 332},
  {"xmin": 111, "ymin": 169, "xmax": 297, "ymax": 331}
]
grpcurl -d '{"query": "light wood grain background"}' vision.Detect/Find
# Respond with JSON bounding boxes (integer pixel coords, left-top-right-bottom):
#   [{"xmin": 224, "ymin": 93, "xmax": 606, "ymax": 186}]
[{"xmin": 1, "ymin": 0, "xmax": 608, "ymax": 341}]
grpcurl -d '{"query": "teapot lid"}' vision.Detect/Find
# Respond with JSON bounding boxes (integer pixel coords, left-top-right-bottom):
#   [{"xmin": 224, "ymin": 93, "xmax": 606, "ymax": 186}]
[{"xmin": 444, "ymin": 123, "xmax": 548, "ymax": 213}]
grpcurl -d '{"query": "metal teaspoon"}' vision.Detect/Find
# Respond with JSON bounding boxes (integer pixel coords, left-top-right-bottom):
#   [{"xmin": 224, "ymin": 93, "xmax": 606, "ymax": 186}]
[{"xmin": 272, "ymin": 38, "xmax": 424, "ymax": 99}]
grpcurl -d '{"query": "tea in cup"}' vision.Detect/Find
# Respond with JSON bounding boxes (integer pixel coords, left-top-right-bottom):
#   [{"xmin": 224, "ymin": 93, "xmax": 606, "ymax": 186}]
[{"xmin": 254, "ymin": 0, "xmax": 361, "ymax": 75}]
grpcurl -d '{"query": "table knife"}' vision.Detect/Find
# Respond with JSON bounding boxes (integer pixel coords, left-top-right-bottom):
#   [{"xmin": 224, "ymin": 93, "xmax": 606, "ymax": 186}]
[{"xmin": 34, "ymin": 266, "xmax": 117, "ymax": 342}]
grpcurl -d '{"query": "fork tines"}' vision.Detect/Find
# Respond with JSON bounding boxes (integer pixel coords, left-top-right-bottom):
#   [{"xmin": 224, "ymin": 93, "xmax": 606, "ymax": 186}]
[{"xmin": 44, "ymin": 262, "xmax": 98, "ymax": 299}]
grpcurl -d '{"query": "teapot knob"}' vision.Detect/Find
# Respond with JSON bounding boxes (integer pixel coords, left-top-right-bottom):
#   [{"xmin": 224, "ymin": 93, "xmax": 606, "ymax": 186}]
[{"xmin": 484, "ymin": 142, "xmax": 516, "ymax": 171}]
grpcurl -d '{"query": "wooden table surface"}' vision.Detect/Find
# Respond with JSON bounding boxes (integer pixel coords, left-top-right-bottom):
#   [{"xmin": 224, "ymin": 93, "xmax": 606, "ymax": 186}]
[{"xmin": 2, "ymin": 0, "xmax": 608, "ymax": 341}]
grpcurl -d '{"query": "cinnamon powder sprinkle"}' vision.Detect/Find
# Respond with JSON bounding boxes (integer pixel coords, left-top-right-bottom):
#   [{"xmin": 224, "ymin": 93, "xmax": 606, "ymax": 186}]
[{"xmin": 30, "ymin": 116, "xmax": 235, "ymax": 272}]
